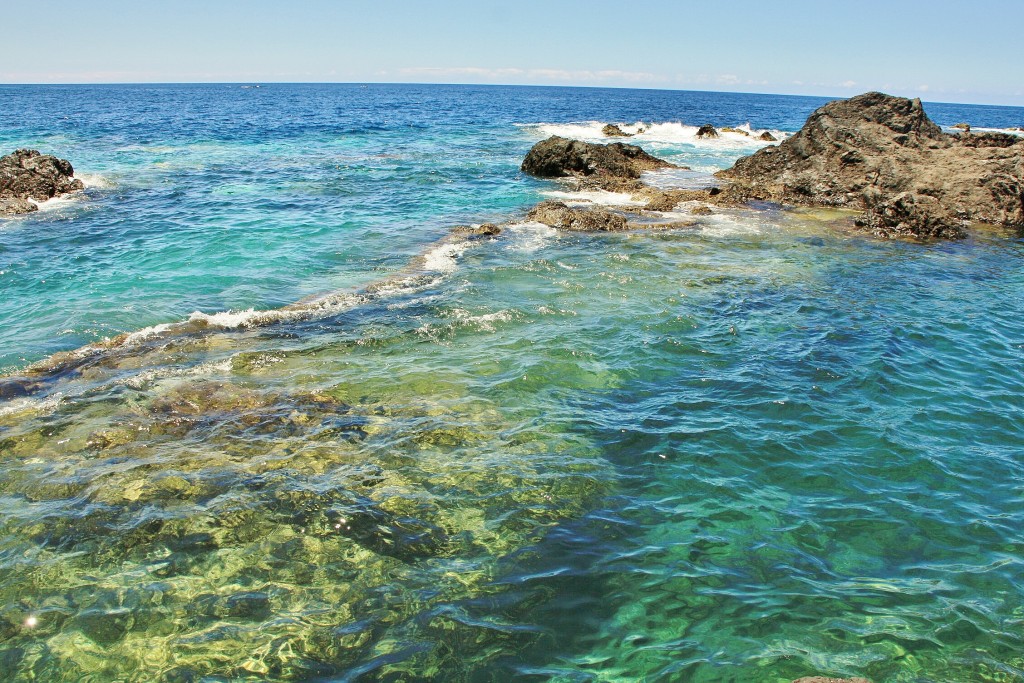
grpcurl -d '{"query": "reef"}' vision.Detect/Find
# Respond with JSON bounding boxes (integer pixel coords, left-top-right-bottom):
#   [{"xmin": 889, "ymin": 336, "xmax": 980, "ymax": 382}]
[
  {"xmin": 716, "ymin": 91, "xmax": 1024, "ymax": 239},
  {"xmin": 0, "ymin": 149, "xmax": 84, "ymax": 216}
]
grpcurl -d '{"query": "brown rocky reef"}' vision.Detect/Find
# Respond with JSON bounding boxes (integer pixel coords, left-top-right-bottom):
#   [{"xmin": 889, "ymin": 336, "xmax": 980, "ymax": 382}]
[
  {"xmin": 717, "ymin": 91, "xmax": 1024, "ymax": 239},
  {"xmin": 0, "ymin": 149, "xmax": 84, "ymax": 216}
]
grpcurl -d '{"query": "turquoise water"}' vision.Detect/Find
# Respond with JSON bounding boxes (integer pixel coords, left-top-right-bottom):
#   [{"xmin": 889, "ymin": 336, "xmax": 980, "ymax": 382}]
[{"xmin": 1, "ymin": 85, "xmax": 1023, "ymax": 681}]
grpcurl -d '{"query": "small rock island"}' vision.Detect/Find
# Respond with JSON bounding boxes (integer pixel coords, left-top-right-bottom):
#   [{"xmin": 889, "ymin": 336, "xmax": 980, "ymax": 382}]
[{"xmin": 0, "ymin": 149, "xmax": 84, "ymax": 216}]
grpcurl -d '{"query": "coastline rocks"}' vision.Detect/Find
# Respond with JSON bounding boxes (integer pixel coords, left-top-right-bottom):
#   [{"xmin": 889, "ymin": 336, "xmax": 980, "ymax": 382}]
[
  {"xmin": 696, "ymin": 124, "xmax": 719, "ymax": 139},
  {"xmin": 758, "ymin": 131, "xmax": 778, "ymax": 142},
  {"xmin": 952, "ymin": 122, "xmax": 971, "ymax": 132},
  {"xmin": 721, "ymin": 127, "xmax": 749, "ymax": 136},
  {"xmin": 793, "ymin": 678, "xmax": 871, "ymax": 683},
  {"xmin": 717, "ymin": 91, "xmax": 1024, "ymax": 239},
  {"xmin": 522, "ymin": 136, "xmax": 674, "ymax": 181},
  {"xmin": 0, "ymin": 149, "xmax": 84, "ymax": 216},
  {"xmin": 526, "ymin": 200, "xmax": 628, "ymax": 232},
  {"xmin": 601, "ymin": 123, "xmax": 632, "ymax": 137}
]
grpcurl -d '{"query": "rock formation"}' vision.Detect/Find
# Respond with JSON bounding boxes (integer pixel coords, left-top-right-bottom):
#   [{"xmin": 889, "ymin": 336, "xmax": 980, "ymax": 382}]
[
  {"xmin": 0, "ymin": 149, "xmax": 84, "ymax": 216},
  {"xmin": 717, "ymin": 92, "xmax": 1024, "ymax": 239},
  {"xmin": 793, "ymin": 677, "xmax": 871, "ymax": 683},
  {"xmin": 758, "ymin": 131, "xmax": 778, "ymax": 142},
  {"xmin": 602, "ymin": 123, "xmax": 632, "ymax": 137},
  {"xmin": 522, "ymin": 136, "xmax": 673, "ymax": 181},
  {"xmin": 696, "ymin": 124, "xmax": 719, "ymax": 139},
  {"xmin": 526, "ymin": 200, "xmax": 628, "ymax": 232}
]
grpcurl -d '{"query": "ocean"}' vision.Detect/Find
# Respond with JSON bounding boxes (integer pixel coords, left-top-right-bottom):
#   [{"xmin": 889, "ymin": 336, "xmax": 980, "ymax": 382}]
[{"xmin": 0, "ymin": 83, "xmax": 1022, "ymax": 682}]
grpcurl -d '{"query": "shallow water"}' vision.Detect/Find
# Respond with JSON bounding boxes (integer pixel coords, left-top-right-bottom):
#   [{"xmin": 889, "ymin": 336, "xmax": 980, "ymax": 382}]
[{"xmin": 1, "ymin": 84, "xmax": 1023, "ymax": 682}]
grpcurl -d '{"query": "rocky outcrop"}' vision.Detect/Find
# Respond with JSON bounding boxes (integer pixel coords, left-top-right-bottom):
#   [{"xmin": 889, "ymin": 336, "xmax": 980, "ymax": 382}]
[
  {"xmin": 793, "ymin": 677, "xmax": 871, "ymax": 683},
  {"xmin": 717, "ymin": 91, "xmax": 1024, "ymax": 239},
  {"xmin": 758, "ymin": 131, "xmax": 778, "ymax": 142},
  {"xmin": 522, "ymin": 136, "xmax": 674, "ymax": 181},
  {"xmin": 0, "ymin": 149, "xmax": 84, "ymax": 216},
  {"xmin": 526, "ymin": 200, "xmax": 628, "ymax": 232},
  {"xmin": 696, "ymin": 124, "xmax": 719, "ymax": 139},
  {"xmin": 602, "ymin": 124, "xmax": 632, "ymax": 137}
]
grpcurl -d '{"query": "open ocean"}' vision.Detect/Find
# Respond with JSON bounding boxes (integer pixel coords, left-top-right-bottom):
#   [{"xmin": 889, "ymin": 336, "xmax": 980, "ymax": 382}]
[{"xmin": 1, "ymin": 83, "xmax": 1023, "ymax": 682}]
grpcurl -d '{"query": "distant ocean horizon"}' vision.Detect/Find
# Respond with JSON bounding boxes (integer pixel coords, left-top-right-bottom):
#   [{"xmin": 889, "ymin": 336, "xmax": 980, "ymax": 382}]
[{"xmin": 1, "ymin": 83, "xmax": 1022, "ymax": 682}]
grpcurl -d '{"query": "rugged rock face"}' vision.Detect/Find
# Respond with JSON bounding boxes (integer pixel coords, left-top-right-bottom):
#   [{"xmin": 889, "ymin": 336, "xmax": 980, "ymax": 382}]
[
  {"xmin": 521, "ymin": 136, "xmax": 674, "ymax": 181},
  {"xmin": 717, "ymin": 91, "xmax": 1024, "ymax": 239},
  {"xmin": 602, "ymin": 123, "xmax": 632, "ymax": 137},
  {"xmin": 0, "ymin": 149, "xmax": 84, "ymax": 216}
]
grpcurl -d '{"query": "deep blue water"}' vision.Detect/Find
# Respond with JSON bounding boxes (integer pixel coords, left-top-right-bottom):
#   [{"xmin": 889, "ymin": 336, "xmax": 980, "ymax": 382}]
[{"xmin": 0, "ymin": 84, "xmax": 1022, "ymax": 682}]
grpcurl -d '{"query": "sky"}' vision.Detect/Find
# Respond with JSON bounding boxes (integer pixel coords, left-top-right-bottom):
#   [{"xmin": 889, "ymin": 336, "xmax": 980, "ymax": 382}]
[{"xmin": 3, "ymin": 0, "xmax": 1023, "ymax": 106}]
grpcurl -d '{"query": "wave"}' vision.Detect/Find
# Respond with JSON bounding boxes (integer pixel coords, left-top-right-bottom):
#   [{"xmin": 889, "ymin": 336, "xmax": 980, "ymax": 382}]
[{"xmin": 518, "ymin": 120, "xmax": 790, "ymax": 150}]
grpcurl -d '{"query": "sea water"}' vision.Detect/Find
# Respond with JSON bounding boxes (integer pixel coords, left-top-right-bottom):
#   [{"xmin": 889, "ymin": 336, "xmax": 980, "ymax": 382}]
[{"xmin": 0, "ymin": 84, "xmax": 1022, "ymax": 682}]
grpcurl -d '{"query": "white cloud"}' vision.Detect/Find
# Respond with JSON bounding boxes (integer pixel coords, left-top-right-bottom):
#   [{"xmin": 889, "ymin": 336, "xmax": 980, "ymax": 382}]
[{"xmin": 839, "ymin": 80, "xmax": 857, "ymax": 88}]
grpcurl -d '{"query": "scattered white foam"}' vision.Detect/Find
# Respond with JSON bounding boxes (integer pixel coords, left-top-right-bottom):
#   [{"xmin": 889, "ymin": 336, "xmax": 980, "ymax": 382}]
[
  {"xmin": 76, "ymin": 173, "xmax": 114, "ymax": 189},
  {"xmin": 521, "ymin": 120, "xmax": 788, "ymax": 151},
  {"xmin": 122, "ymin": 323, "xmax": 174, "ymax": 345},
  {"xmin": 188, "ymin": 308, "xmax": 262, "ymax": 329},
  {"xmin": 697, "ymin": 212, "xmax": 767, "ymax": 237},
  {"xmin": 446, "ymin": 308, "xmax": 516, "ymax": 331},
  {"xmin": 28, "ymin": 193, "xmax": 82, "ymax": 213},
  {"xmin": 642, "ymin": 167, "xmax": 721, "ymax": 191},
  {"xmin": 116, "ymin": 358, "xmax": 234, "ymax": 390},
  {"xmin": 420, "ymin": 241, "xmax": 467, "ymax": 274},
  {"xmin": 504, "ymin": 221, "xmax": 558, "ymax": 253},
  {"xmin": 541, "ymin": 189, "xmax": 645, "ymax": 207},
  {"xmin": 0, "ymin": 392, "xmax": 63, "ymax": 419}
]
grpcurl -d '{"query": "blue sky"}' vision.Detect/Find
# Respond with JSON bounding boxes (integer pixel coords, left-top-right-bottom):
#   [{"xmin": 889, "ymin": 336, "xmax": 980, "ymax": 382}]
[{"xmin": 5, "ymin": 0, "xmax": 1023, "ymax": 106}]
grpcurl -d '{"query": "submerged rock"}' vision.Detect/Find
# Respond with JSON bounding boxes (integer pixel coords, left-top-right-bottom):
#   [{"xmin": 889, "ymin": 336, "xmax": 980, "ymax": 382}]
[
  {"xmin": 450, "ymin": 223, "xmax": 502, "ymax": 238},
  {"xmin": 601, "ymin": 123, "xmax": 632, "ymax": 137},
  {"xmin": 521, "ymin": 136, "xmax": 673, "ymax": 180},
  {"xmin": 526, "ymin": 200, "xmax": 628, "ymax": 232},
  {"xmin": 717, "ymin": 91, "xmax": 1024, "ymax": 239},
  {"xmin": 793, "ymin": 678, "xmax": 871, "ymax": 683},
  {"xmin": 696, "ymin": 124, "xmax": 719, "ymax": 139},
  {"xmin": 0, "ymin": 149, "xmax": 84, "ymax": 216}
]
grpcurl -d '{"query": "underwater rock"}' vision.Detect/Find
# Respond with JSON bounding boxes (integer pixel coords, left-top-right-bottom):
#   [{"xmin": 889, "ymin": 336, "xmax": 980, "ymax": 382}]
[
  {"xmin": 526, "ymin": 200, "xmax": 628, "ymax": 232},
  {"xmin": 691, "ymin": 204, "xmax": 714, "ymax": 215},
  {"xmin": 601, "ymin": 123, "xmax": 632, "ymax": 137},
  {"xmin": 793, "ymin": 678, "xmax": 872, "ymax": 683},
  {"xmin": 696, "ymin": 124, "xmax": 719, "ymax": 139},
  {"xmin": 74, "ymin": 608, "xmax": 134, "ymax": 645},
  {"xmin": 521, "ymin": 135, "xmax": 673, "ymax": 180},
  {"xmin": 0, "ymin": 149, "xmax": 84, "ymax": 216},
  {"xmin": 717, "ymin": 91, "xmax": 1024, "ymax": 239}
]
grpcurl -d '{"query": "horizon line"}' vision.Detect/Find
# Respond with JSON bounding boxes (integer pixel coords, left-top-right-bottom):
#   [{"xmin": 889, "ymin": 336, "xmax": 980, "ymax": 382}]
[{"xmin": 2, "ymin": 80, "xmax": 1023, "ymax": 109}]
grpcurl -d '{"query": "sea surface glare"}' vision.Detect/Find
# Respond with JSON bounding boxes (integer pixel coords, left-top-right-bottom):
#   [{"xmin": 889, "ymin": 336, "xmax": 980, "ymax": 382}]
[{"xmin": 0, "ymin": 84, "xmax": 1023, "ymax": 682}]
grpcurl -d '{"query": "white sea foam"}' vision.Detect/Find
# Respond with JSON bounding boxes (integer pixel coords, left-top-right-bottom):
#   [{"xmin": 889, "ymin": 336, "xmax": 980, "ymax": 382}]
[
  {"xmin": 0, "ymin": 392, "xmax": 63, "ymax": 418},
  {"xmin": 541, "ymin": 188, "xmax": 645, "ymax": 207},
  {"xmin": 76, "ymin": 173, "xmax": 114, "ymax": 189},
  {"xmin": 122, "ymin": 323, "xmax": 175, "ymax": 345},
  {"xmin": 504, "ymin": 221, "xmax": 558, "ymax": 253},
  {"xmin": 420, "ymin": 241, "xmax": 467, "ymax": 274},
  {"xmin": 116, "ymin": 358, "xmax": 234, "ymax": 390},
  {"xmin": 521, "ymin": 121, "xmax": 789, "ymax": 150}
]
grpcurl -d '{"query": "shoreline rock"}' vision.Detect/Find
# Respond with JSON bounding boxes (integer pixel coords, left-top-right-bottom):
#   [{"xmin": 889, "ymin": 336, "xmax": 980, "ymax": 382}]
[
  {"xmin": 601, "ymin": 123, "xmax": 632, "ymax": 137},
  {"xmin": 716, "ymin": 91, "xmax": 1024, "ymax": 239},
  {"xmin": 0, "ymin": 149, "xmax": 84, "ymax": 216}
]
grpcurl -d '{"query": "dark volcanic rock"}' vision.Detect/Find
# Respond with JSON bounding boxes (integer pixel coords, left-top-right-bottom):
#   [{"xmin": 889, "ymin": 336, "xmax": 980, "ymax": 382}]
[
  {"xmin": 527, "ymin": 200, "xmax": 628, "ymax": 232},
  {"xmin": 696, "ymin": 124, "xmax": 719, "ymax": 139},
  {"xmin": 717, "ymin": 91, "xmax": 1024, "ymax": 239},
  {"xmin": 601, "ymin": 123, "xmax": 632, "ymax": 137},
  {"xmin": 521, "ymin": 136, "xmax": 673, "ymax": 181},
  {"xmin": 758, "ymin": 131, "xmax": 778, "ymax": 142},
  {"xmin": 0, "ymin": 149, "xmax": 84, "ymax": 216}
]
